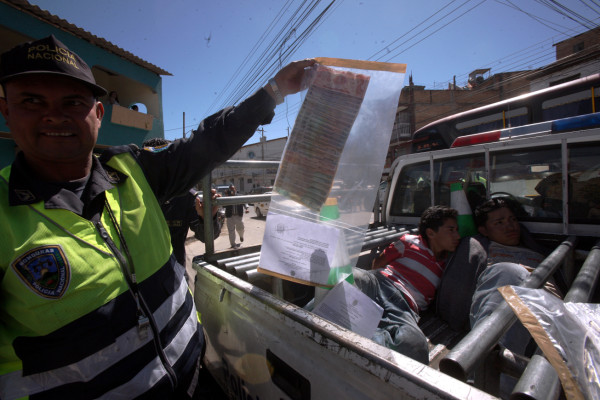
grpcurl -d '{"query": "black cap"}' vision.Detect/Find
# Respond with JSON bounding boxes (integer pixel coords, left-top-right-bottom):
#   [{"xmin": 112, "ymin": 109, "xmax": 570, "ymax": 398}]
[{"xmin": 0, "ymin": 35, "xmax": 107, "ymax": 97}]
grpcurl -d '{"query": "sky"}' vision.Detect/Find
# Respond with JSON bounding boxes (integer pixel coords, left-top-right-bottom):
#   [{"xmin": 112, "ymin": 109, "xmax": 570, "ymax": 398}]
[{"xmin": 26, "ymin": 0, "xmax": 600, "ymax": 144}]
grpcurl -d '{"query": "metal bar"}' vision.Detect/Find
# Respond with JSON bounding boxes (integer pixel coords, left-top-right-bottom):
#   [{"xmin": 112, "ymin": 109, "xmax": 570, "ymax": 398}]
[
  {"xmin": 221, "ymin": 160, "xmax": 280, "ymax": 168},
  {"xmin": 216, "ymin": 194, "xmax": 271, "ymax": 206},
  {"xmin": 564, "ymin": 240, "xmax": 600, "ymax": 302},
  {"xmin": 511, "ymin": 240, "xmax": 600, "ymax": 400},
  {"xmin": 439, "ymin": 236, "xmax": 577, "ymax": 381},
  {"xmin": 215, "ymin": 252, "xmax": 261, "ymax": 266},
  {"xmin": 511, "ymin": 353, "xmax": 562, "ymax": 400},
  {"xmin": 233, "ymin": 263, "xmax": 261, "ymax": 277},
  {"xmin": 201, "ymin": 160, "xmax": 277, "ymax": 259},
  {"xmin": 201, "ymin": 175, "xmax": 215, "ymax": 256}
]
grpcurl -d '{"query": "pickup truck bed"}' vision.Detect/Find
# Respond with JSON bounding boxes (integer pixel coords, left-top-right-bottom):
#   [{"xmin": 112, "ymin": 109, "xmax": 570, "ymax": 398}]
[
  {"xmin": 193, "ymin": 257, "xmax": 492, "ymax": 400},
  {"xmin": 193, "ymin": 233, "xmax": 600, "ymax": 399},
  {"xmin": 193, "ymin": 118, "xmax": 600, "ymax": 399}
]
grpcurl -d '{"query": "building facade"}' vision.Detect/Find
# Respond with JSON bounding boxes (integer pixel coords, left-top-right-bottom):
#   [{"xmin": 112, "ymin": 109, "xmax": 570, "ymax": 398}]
[
  {"xmin": 0, "ymin": 0, "xmax": 170, "ymax": 168},
  {"xmin": 212, "ymin": 136, "xmax": 287, "ymax": 194}
]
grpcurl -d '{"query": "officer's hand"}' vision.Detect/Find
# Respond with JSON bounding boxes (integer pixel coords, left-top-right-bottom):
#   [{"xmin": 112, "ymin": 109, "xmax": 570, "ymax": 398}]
[
  {"xmin": 195, "ymin": 189, "xmax": 221, "ymax": 218},
  {"xmin": 267, "ymin": 59, "xmax": 316, "ymax": 100}
]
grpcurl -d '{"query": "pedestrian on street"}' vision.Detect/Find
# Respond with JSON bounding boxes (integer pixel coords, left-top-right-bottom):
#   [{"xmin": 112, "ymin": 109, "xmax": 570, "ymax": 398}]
[
  {"xmin": 225, "ymin": 184, "xmax": 248, "ymax": 248},
  {"xmin": 0, "ymin": 34, "xmax": 314, "ymax": 400}
]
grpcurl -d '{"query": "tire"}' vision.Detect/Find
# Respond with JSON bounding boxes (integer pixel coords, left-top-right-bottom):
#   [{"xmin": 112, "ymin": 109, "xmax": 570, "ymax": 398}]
[{"xmin": 255, "ymin": 207, "xmax": 263, "ymax": 218}]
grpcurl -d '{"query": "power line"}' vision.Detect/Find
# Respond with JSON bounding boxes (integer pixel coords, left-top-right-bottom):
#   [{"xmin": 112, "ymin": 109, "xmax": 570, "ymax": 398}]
[
  {"xmin": 535, "ymin": 0, "xmax": 599, "ymax": 30},
  {"xmin": 370, "ymin": 0, "xmax": 485, "ymax": 63},
  {"xmin": 367, "ymin": 0, "xmax": 462, "ymax": 61},
  {"xmin": 496, "ymin": 0, "xmax": 578, "ymax": 33},
  {"xmin": 204, "ymin": 0, "xmax": 296, "ymax": 113},
  {"xmin": 165, "ymin": 1, "xmax": 598, "ymax": 136},
  {"xmin": 213, "ymin": 0, "xmax": 338, "ymax": 111}
]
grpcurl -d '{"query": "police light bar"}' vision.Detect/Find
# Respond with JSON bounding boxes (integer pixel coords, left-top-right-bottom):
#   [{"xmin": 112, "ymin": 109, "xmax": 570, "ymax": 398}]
[
  {"xmin": 451, "ymin": 130, "xmax": 501, "ymax": 147},
  {"xmin": 551, "ymin": 112, "xmax": 600, "ymax": 133},
  {"xmin": 451, "ymin": 112, "xmax": 600, "ymax": 148}
]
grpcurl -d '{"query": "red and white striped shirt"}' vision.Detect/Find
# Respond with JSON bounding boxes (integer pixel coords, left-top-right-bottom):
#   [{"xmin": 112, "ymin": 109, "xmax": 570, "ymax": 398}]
[{"xmin": 379, "ymin": 234, "xmax": 446, "ymax": 313}]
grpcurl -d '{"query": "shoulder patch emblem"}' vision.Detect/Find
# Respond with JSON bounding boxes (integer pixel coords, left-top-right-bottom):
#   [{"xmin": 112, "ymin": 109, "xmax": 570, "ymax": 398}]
[
  {"xmin": 143, "ymin": 143, "xmax": 170, "ymax": 153},
  {"xmin": 12, "ymin": 245, "xmax": 70, "ymax": 298}
]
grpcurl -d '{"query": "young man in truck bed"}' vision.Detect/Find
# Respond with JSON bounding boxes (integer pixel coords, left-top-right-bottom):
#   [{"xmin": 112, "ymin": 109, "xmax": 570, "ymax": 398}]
[{"xmin": 353, "ymin": 205, "xmax": 461, "ymax": 364}]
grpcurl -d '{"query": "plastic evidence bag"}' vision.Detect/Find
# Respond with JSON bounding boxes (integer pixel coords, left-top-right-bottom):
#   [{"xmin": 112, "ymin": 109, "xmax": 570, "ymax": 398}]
[
  {"xmin": 257, "ymin": 58, "xmax": 406, "ymax": 287},
  {"xmin": 499, "ymin": 285, "xmax": 600, "ymax": 400}
]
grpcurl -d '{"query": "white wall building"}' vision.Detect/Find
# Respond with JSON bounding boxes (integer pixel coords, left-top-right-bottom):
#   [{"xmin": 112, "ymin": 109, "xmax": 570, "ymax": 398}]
[{"xmin": 212, "ymin": 136, "xmax": 287, "ymax": 193}]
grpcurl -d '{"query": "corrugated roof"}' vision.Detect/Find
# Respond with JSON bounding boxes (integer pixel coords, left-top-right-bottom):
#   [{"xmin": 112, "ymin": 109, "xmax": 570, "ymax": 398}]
[{"xmin": 1, "ymin": 0, "xmax": 172, "ymax": 76}]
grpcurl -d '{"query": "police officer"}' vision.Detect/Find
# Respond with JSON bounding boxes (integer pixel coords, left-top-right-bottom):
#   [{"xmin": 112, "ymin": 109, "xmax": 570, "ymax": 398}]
[{"xmin": 0, "ymin": 35, "xmax": 314, "ymax": 399}]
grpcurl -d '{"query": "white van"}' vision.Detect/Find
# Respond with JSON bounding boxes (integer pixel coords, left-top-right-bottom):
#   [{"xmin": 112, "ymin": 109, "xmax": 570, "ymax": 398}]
[{"xmin": 194, "ymin": 112, "xmax": 600, "ymax": 399}]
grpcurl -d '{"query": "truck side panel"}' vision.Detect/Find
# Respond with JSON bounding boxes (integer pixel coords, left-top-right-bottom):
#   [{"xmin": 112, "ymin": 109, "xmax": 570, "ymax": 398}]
[{"xmin": 194, "ymin": 261, "xmax": 496, "ymax": 400}]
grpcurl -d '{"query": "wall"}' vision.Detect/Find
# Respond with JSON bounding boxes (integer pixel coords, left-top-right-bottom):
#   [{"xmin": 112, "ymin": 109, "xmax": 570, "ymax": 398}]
[{"xmin": 213, "ymin": 137, "xmax": 287, "ymax": 193}]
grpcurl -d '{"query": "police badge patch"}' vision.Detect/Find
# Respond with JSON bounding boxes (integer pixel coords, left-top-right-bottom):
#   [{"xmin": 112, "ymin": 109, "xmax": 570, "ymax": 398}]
[{"xmin": 12, "ymin": 245, "xmax": 70, "ymax": 298}]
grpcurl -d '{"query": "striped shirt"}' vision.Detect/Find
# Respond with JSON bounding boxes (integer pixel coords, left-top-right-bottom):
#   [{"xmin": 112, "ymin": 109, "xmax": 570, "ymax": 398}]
[{"xmin": 379, "ymin": 234, "xmax": 446, "ymax": 313}]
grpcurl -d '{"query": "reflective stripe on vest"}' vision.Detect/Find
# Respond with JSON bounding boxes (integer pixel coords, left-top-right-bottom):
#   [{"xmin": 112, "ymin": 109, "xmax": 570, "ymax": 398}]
[{"xmin": 0, "ymin": 153, "xmax": 200, "ymax": 399}]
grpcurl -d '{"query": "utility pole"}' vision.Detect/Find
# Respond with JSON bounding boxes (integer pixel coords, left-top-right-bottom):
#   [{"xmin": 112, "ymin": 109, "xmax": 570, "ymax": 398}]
[
  {"xmin": 260, "ymin": 127, "xmax": 265, "ymax": 186},
  {"xmin": 183, "ymin": 112, "xmax": 186, "ymax": 138},
  {"xmin": 260, "ymin": 127, "xmax": 265, "ymax": 160}
]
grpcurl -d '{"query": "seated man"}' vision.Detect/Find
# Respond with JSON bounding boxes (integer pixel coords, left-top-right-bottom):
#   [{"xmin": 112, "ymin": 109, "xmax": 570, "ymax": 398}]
[
  {"xmin": 470, "ymin": 198, "xmax": 563, "ymax": 354},
  {"xmin": 437, "ymin": 198, "xmax": 561, "ymax": 353},
  {"xmin": 353, "ymin": 206, "xmax": 460, "ymax": 364}
]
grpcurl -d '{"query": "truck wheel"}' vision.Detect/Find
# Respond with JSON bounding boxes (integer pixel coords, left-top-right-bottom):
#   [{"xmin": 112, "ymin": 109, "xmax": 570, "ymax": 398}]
[{"xmin": 256, "ymin": 207, "xmax": 262, "ymax": 218}]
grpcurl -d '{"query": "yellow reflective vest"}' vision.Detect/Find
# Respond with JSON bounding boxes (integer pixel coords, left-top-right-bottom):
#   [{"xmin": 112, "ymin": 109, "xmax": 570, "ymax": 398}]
[{"xmin": 0, "ymin": 151, "xmax": 201, "ymax": 399}]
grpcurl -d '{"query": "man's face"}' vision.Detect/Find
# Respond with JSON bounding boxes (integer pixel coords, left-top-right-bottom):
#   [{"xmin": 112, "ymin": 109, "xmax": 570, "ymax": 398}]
[
  {"xmin": 478, "ymin": 206, "xmax": 521, "ymax": 246},
  {"xmin": 427, "ymin": 218, "xmax": 460, "ymax": 254},
  {"xmin": 0, "ymin": 75, "xmax": 103, "ymax": 169},
  {"xmin": 229, "ymin": 186, "xmax": 236, "ymax": 195}
]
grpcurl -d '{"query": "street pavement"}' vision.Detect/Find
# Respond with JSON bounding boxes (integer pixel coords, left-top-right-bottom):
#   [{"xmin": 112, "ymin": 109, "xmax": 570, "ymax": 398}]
[{"xmin": 184, "ymin": 210, "xmax": 266, "ymax": 290}]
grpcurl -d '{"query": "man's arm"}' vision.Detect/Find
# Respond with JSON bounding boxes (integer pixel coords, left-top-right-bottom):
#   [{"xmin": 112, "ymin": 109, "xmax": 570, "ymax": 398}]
[
  {"xmin": 371, "ymin": 252, "xmax": 388, "ymax": 269},
  {"xmin": 136, "ymin": 59, "xmax": 315, "ymax": 203},
  {"xmin": 371, "ymin": 239, "xmax": 406, "ymax": 270}
]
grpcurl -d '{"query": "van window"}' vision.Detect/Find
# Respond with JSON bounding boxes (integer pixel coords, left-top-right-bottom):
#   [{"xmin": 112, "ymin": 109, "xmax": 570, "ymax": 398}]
[
  {"xmin": 394, "ymin": 141, "xmax": 600, "ymax": 225},
  {"xmin": 542, "ymin": 88, "xmax": 598, "ymax": 121},
  {"xmin": 455, "ymin": 107, "xmax": 528, "ymax": 135},
  {"xmin": 433, "ymin": 155, "xmax": 486, "ymax": 211},
  {"xmin": 389, "ymin": 154, "xmax": 486, "ymax": 217},
  {"xmin": 488, "ymin": 147, "xmax": 563, "ymax": 220},
  {"xmin": 389, "ymin": 162, "xmax": 430, "ymax": 216},
  {"xmin": 569, "ymin": 144, "xmax": 600, "ymax": 223}
]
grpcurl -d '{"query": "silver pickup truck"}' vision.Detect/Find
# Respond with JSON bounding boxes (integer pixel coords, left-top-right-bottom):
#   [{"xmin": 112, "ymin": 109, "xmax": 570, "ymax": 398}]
[{"xmin": 193, "ymin": 113, "xmax": 600, "ymax": 399}]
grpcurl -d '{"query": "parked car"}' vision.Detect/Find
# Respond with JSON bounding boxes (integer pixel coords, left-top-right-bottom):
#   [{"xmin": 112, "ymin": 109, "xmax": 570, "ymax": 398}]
[
  {"xmin": 254, "ymin": 192, "xmax": 271, "ymax": 218},
  {"xmin": 247, "ymin": 186, "xmax": 273, "ymax": 195},
  {"xmin": 247, "ymin": 186, "xmax": 273, "ymax": 205}
]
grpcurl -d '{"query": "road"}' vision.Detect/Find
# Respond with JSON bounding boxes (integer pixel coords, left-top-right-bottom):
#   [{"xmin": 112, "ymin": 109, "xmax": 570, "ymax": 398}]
[{"xmin": 184, "ymin": 209, "xmax": 266, "ymax": 289}]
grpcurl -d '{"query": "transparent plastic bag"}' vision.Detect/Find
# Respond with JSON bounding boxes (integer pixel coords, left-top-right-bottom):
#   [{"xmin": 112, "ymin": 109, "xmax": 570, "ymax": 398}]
[
  {"xmin": 499, "ymin": 285, "xmax": 600, "ymax": 400},
  {"xmin": 258, "ymin": 58, "xmax": 406, "ymax": 287}
]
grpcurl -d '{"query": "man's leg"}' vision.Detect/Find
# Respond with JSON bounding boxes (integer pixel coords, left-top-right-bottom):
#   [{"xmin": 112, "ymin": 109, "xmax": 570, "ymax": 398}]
[
  {"xmin": 226, "ymin": 217, "xmax": 236, "ymax": 247},
  {"xmin": 355, "ymin": 269, "xmax": 429, "ymax": 364},
  {"xmin": 470, "ymin": 262, "xmax": 531, "ymax": 354},
  {"xmin": 236, "ymin": 216, "xmax": 245, "ymax": 242}
]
